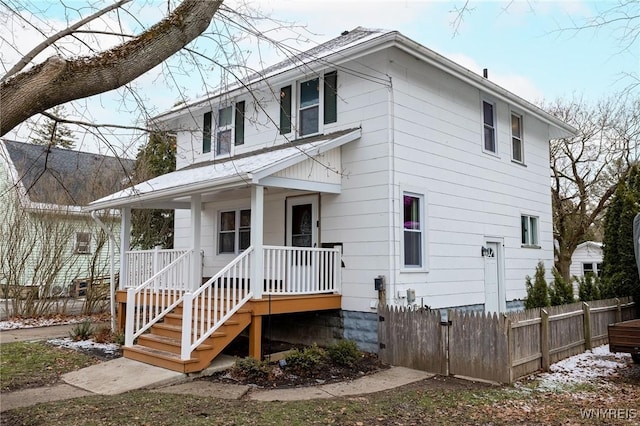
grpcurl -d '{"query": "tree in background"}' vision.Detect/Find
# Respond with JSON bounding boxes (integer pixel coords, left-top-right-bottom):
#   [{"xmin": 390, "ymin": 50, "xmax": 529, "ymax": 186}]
[
  {"xmin": 524, "ymin": 261, "xmax": 550, "ymax": 309},
  {"xmin": 131, "ymin": 132, "xmax": 176, "ymax": 249},
  {"xmin": 546, "ymin": 95, "xmax": 640, "ymax": 281},
  {"xmin": 549, "ymin": 268, "xmax": 574, "ymax": 306},
  {"xmin": 30, "ymin": 105, "xmax": 76, "ymax": 149},
  {"xmin": 601, "ymin": 164, "xmax": 640, "ymax": 301}
]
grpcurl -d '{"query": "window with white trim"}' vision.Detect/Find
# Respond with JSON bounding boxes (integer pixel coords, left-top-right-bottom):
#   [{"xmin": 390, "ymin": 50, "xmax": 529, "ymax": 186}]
[
  {"xmin": 296, "ymin": 71, "xmax": 338, "ymax": 137},
  {"xmin": 75, "ymin": 232, "xmax": 91, "ymax": 254},
  {"xmin": 521, "ymin": 215, "xmax": 539, "ymax": 247},
  {"xmin": 511, "ymin": 112, "xmax": 524, "ymax": 163},
  {"xmin": 482, "ymin": 100, "xmax": 497, "ymax": 153},
  {"xmin": 218, "ymin": 209, "xmax": 251, "ymax": 254},
  {"xmin": 403, "ymin": 193, "xmax": 424, "ymax": 268},
  {"xmin": 583, "ymin": 262, "xmax": 603, "ymax": 278},
  {"xmin": 202, "ymin": 102, "xmax": 245, "ymax": 156}
]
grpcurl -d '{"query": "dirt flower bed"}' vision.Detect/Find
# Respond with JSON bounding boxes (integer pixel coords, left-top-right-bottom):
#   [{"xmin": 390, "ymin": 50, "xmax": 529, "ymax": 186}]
[{"xmin": 208, "ymin": 342, "xmax": 389, "ymax": 389}]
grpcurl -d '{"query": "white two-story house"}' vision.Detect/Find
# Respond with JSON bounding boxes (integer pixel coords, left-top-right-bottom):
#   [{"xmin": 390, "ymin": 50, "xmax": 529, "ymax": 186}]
[{"xmin": 88, "ymin": 27, "xmax": 574, "ymax": 372}]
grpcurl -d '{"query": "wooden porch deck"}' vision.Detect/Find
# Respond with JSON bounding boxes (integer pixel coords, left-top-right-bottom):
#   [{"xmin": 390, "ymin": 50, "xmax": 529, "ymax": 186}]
[{"xmin": 115, "ymin": 289, "xmax": 341, "ymax": 372}]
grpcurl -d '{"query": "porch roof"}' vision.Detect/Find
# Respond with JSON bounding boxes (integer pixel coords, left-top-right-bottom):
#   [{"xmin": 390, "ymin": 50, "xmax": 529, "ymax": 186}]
[{"xmin": 86, "ymin": 128, "xmax": 361, "ymax": 211}]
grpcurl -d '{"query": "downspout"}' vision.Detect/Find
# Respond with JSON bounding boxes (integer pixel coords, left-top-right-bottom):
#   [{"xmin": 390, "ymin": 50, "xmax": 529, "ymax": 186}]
[
  {"xmin": 387, "ymin": 74, "xmax": 397, "ymax": 305},
  {"xmin": 91, "ymin": 211, "xmax": 117, "ymax": 332}
]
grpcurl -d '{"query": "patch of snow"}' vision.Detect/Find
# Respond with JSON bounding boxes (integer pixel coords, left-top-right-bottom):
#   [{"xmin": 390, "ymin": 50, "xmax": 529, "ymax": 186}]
[
  {"xmin": 47, "ymin": 337, "xmax": 119, "ymax": 354},
  {"xmin": 0, "ymin": 315, "xmax": 103, "ymax": 330},
  {"xmin": 530, "ymin": 344, "xmax": 632, "ymax": 391}
]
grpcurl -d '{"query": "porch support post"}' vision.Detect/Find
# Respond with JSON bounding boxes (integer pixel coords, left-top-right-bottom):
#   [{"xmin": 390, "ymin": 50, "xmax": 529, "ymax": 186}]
[
  {"xmin": 251, "ymin": 185, "xmax": 264, "ymax": 299},
  {"xmin": 191, "ymin": 194, "xmax": 202, "ymax": 291},
  {"xmin": 249, "ymin": 314, "xmax": 262, "ymax": 359},
  {"xmin": 119, "ymin": 207, "xmax": 131, "ymax": 290}
]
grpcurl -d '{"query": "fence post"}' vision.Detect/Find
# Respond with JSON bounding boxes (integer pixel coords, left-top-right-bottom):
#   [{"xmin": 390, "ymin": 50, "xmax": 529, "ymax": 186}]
[
  {"xmin": 504, "ymin": 314, "xmax": 514, "ymax": 384},
  {"xmin": 541, "ymin": 308, "xmax": 550, "ymax": 372},
  {"xmin": 583, "ymin": 302, "xmax": 592, "ymax": 350},
  {"xmin": 181, "ymin": 292, "xmax": 193, "ymax": 360},
  {"xmin": 615, "ymin": 298, "xmax": 622, "ymax": 323}
]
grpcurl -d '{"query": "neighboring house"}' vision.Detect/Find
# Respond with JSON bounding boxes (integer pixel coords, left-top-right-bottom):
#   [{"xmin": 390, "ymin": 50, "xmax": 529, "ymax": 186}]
[
  {"xmin": 570, "ymin": 241, "xmax": 604, "ymax": 279},
  {"xmin": 0, "ymin": 139, "xmax": 134, "ymax": 298},
  {"xmin": 88, "ymin": 27, "xmax": 574, "ymax": 372}
]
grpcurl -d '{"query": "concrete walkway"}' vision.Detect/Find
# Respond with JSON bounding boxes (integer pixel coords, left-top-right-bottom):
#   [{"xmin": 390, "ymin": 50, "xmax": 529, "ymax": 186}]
[{"xmin": 1, "ymin": 325, "xmax": 434, "ymax": 412}]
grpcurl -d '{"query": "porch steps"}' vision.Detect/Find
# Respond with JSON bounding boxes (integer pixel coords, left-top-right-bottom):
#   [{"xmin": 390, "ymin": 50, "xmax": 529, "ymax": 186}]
[{"xmin": 123, "ymin": 308, "xmax": 252, "ymax": 373}]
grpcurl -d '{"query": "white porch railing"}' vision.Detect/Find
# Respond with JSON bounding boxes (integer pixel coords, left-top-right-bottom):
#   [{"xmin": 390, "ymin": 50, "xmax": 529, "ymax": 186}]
[
  {"xmin": 124, "ymin": 248, "xmax": 190, "ymax": 289},
  {"xmin": 181, "ymin": 247, "xmax": 253, "ymax": 360},
  {"xmin": 124, "ymin": 250, "xmax": 192, "ymax": 347},
  {"xmin": 263, "ymin": 245, "xmax": 341, "ymax": 295}
]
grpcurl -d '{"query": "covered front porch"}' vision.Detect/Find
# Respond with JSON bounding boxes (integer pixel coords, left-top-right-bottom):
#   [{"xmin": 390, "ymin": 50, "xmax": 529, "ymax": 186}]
[{"xmin": 88, "ymin": 129, "xmax": 359, "ymax": 372}]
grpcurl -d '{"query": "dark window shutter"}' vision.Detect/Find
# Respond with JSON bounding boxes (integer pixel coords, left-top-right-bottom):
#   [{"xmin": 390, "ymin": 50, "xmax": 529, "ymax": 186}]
[
  {"xmin": 235, "ymin": 101, "xmax": 245, "ymax": 146},
  {"xmin": 324, "ymin": 71, "xmax": 337, "ymax": 124},
  {"xmin": 203, "ymin": 111, "xmax": 212, "ymax": 153},
  {"xmin": 280, "ymin": 86, "xmax": 292, "ymax": 134}
]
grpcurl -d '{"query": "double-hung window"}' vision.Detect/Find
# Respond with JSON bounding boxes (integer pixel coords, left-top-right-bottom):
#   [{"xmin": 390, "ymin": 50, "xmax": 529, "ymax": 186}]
[
  {"xmin": 280, "ymin": 71, "xmax": 337, "ymax": 137},
  {"xmin": 216, "ymin": 106, "xmax": 233, "ymax": 156},
  {"xmin": 521, "ymin": 215, "xmax": 539, "ymax": 247},
  {"xmin": 218, "ymin": 209, "xmax": 251, "ymax": 254},
  {"xmin": 75, "ymin": 232, "xmax": 91, "ymax": 254},
  {"xmin": 511, "ymin": 113, "xmax": 524, "ymax": 163},
  {"xmin": 403, "ymin": 193, "xmax": 424, "ymax": 268},
  {"xmin": 482, "ymin": 100, "xmax": 496, "ymax": 154},
  {"xmin": 202, "ymin": 101, "xmax": 245, "ymax": 156}
]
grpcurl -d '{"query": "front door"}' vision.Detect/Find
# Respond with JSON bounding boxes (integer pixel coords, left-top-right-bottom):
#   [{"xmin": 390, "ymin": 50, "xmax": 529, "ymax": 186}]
[
  {"xmin": 484, "ymin": 240, "xmax": 505, "ymax": 313},
  {"xmin": 286, "ymin": 195, "xmax": 319, "ymax": 248},
  {"xmin": 286, "ymin": 195, "xmax": 319, "ymax": 292}
]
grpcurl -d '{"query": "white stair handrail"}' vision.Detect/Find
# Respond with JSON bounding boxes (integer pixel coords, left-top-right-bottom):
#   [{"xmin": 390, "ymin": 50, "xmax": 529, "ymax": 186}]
[
  {"xmin": 181, "ymin": 247, "xmax": 254, "ymax": 360},
  {"xmin": 125, "ymin": 250, "xmax": 192, "ymax": 347}
]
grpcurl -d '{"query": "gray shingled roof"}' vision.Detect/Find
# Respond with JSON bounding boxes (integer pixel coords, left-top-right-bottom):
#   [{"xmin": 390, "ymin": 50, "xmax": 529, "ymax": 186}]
[
  {"xmin": 2, "ymin": 139, "xmax": 135, "ymax": 207},
  {"xmin": 244, "ymin": 27, "xmax": 386, "ymax": 82}
]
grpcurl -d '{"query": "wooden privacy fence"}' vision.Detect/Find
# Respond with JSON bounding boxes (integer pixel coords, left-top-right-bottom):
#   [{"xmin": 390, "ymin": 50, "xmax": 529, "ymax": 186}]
[{"xmin": 378, "ymin": 297, "xmax": 636, "ymax": 384}]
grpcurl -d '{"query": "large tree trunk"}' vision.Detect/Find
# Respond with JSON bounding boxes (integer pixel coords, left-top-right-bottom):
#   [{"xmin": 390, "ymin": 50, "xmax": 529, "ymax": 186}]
[
  {"xmin": 0, "ymin": 0, "xmax": 222, "ymax": 137},
  {"xmin": 555, "ymin": 251, "xmax": 573, "ymax": 282}
]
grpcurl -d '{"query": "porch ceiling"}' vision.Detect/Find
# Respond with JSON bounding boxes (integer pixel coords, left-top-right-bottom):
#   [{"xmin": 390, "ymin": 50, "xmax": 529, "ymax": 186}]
[{"xmin": 86, "ymin": 128, "xmax": 361, "ymax": 211}]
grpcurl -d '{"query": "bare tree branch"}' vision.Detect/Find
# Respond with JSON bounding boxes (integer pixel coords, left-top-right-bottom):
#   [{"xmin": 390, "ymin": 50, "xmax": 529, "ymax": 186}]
[{"xmin": 0, "ymin": 0, "xmax": 222, "ymax": 137}]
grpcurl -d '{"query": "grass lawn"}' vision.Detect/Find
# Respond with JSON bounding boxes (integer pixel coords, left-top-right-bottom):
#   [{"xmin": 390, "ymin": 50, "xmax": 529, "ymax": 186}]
[
  {"xmin": 1, "ymin": 341, "xmax": 638, "ymax": 425},
  {"xmin": 2, "ymin": 376, "xmax": 639, "ymax": 425},
  {"xmin": 0, "ymin": 341, "xmax": 100, "ymax": 391}
]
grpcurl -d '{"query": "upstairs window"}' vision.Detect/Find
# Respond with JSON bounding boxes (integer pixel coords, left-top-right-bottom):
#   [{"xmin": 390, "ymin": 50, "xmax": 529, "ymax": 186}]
[
  {"xmin": 75, "ymin": 232, "xmax": 91, "ymax": 254},
  {"xmin": 511, "ymin": 113, "xmax": 524, "ymax": 163},
  {"xmin": 483, "ymin": 100, "xmax": 496, "ymax": 153},
  {"xmin": 521, "ymin": 215, "xmax": 539, "ymax": 247},
  {"xmin": 219, "ymin": 209, "xmax": 251, "ymax": 254},
  {"xmin": 299, "ymin": 78, "xmax": 319, "ymax": 136},
  {"xmin": 403, "ymin": 193, "xmax": 424, "ymax": 268},
  {"xmin": 202, "ymin": 102, "xmax": 245, "ymax": 156},
  {"xmin": 292, "ymin": 71, "xmax": 338, "ymax": 137},
  {"xmin": 216, "ymin": 106, "xmax": 233, "ymax": 156}
]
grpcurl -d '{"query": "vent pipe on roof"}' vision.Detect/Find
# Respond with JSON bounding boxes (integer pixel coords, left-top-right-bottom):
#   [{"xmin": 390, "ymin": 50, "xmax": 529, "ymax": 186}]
[{"xmin": 483, "ymin": 68, "xmax": 488, "ymax": 78}]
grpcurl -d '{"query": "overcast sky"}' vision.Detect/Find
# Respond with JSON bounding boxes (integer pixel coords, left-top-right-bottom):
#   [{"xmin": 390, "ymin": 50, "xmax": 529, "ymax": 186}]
[{"xmin": 2, "ymin": 0, "xmax": 637, "ymax": 156}]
